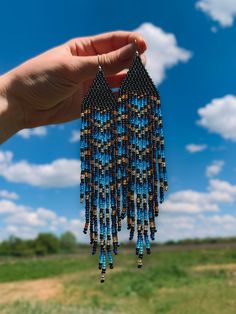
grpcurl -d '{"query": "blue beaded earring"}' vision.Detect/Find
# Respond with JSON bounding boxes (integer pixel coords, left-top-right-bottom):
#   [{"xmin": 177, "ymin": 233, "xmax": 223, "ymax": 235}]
[
  {"xmin": 117, "ymin": 48, "xmax": 168, "ymax": 268},
  {"xmin": 80, "ymin": 47, "xmax": 168, "ymax": 282},
  {"xmin": 80, "ymin": 58, "xmax": 119, "ymax": 283}
]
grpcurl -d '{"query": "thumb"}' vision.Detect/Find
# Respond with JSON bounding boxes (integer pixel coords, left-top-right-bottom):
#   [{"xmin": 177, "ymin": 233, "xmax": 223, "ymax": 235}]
[{"xmin": 70, "ymin": 42, "xmax": 136, "ymax": 81}]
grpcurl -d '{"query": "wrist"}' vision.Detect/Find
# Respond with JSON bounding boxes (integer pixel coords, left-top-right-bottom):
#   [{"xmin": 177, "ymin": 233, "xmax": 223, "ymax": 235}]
[{"xmin": 0, "ymin": 73, "xmax": 25, "ymax": 144}]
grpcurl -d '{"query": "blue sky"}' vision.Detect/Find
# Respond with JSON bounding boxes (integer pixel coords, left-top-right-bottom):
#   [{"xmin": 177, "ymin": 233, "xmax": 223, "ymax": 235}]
[{"xmin": 0, "ymin": 0, "xmax": 236, "ymax": 242}]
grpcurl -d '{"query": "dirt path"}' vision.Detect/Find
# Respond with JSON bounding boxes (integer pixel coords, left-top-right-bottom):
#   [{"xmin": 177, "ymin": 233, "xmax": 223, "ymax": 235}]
[
  {"xmin": 0, "ymin": 278, "xmax": 62, "ymax": 304},
  {"xmin": 0, "ymin": 267, "xmax": 123, "ymax": 305},
  {"xmin": 192, "ymin": 263, "xmax": 236, "ymax": 272}
]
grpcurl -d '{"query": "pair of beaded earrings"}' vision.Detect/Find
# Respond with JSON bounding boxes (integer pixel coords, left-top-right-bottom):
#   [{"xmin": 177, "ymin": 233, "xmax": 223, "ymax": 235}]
[{"xmin": 80, "ymin": 44, "xmax": 168, "ymax": 283}]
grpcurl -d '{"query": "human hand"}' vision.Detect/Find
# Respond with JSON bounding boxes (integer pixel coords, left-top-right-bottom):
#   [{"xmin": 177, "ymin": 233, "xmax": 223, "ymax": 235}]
[{"xmin": 0, "ymin": 31, "xmax": 146, "ymax": 142}]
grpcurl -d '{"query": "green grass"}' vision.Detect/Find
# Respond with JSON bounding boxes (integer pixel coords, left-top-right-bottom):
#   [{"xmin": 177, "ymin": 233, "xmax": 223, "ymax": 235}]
[
  {"xmin": 0, "ymin": 301, "xmax": 105, "ymax": 314},
  {"xmin": 0, "ymin": 254, "xmax": 94, "ymax": 283},
  {"xmin": 0, "ymin": 245, "xmax": 236, "ymax": 314}
]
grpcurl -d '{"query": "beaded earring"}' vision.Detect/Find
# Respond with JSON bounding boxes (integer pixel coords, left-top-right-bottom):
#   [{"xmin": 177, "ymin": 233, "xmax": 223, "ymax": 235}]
[
  {"xmin": 80, "ymin": 59, "xmax": 119, "ymax": 283},
  {"xmin": 117, "ymin": 48, "xmax": 168, "ymax": 269},
  {"xmin": 80, "ymin": 46, "xmax": 168, "ymax": 283}
]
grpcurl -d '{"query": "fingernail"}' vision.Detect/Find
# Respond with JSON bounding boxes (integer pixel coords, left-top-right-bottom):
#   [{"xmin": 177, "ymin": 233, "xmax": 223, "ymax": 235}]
[
  {"xmin": 140, "ymin": 54, "xmax": 146, "ymax": 65},
  {"xmin": 134, "ymin": 35, "xmax": 147, "ymax": 52}
]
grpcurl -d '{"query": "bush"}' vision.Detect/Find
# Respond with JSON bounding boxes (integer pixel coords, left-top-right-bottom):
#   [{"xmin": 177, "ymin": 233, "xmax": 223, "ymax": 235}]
[
  {"xmin": 60, "ymin": 232, "xmax": 77, "ymax": 253},
  {"xmin": 34, "ymin": 233, "xmax": 60, "ymax": 255}
]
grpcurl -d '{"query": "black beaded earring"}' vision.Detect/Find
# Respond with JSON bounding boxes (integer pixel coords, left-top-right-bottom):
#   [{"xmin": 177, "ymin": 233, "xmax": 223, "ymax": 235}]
[
  {"xmin": 80, "ymin": 58, "xmax": 119, "ymax": 283},
  {"xmin": 116, "ymin": 48, "xmax": 168, "ymax": 268}
]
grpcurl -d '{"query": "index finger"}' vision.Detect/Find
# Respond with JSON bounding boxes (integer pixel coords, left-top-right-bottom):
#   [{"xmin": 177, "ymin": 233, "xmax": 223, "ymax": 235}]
[{"xmin": 67, "ymin": 31, "xmax": 147, "ymax": 56}]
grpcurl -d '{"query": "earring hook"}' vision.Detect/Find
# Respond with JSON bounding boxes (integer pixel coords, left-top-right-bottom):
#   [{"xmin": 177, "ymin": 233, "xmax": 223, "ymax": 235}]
[
  {"xmin": 97, "ymin": 54, "xmax": 102, "ymax": 71},
  {"xmin": 134, "ymin": 39, "xmax": 139, "ymax": 57}
]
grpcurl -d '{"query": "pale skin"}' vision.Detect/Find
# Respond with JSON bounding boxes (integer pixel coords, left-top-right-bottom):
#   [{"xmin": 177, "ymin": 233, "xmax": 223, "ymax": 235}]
[{"xmin": 0, "ymin": 31, "xmax": 147, "ymax": 144}]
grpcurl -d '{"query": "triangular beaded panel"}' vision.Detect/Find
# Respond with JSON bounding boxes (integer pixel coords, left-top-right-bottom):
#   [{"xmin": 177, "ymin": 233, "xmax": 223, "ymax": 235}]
[
  {"xmin": 82, "ymin": 68, "xmax": 116, "ymax": 110},
  {"xmin": 120, "ymin": 53, "xmax": 159, "ymax": 97}
]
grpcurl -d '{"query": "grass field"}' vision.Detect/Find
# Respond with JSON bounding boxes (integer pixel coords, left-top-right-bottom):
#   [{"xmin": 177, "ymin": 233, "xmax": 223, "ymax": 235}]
[{"xmin": 0, "ymin": 244, "xmax": 236, "ymax": 314}]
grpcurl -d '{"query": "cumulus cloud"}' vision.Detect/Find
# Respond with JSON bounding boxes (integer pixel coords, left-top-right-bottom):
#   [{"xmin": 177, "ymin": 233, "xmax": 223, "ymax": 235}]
[
  {"xmin": 158, "ymin": 212, "xmax": 236, "ymax": 242},
  {"xmin": 206, "ymin": 160, "xmax": 224, "ymax": 177},
  {"xmin": 69, "ymin": 130, "xmax": 80, "ymax": 143},
  {"xmin": 0, "ymin": 150, "xmax": 80, "ymax": 188},
  {"xmin": 134, "ymin": 23, "xmax": 192, "ymax": 84},
  {"xmin": 0, "ymin": 189, "xmax": 19, "ymax": 200},
  {"xmin": 157, "ymin": 177, "xmax": 236, "ymax": 241},
  {"xmin": 0, "ymin": 198, "xmax": 87, "ymax": 242},
  {"xmin": 162, "ymin": 178, "xmax": 236, "ymax": 214},
  {"xmin": 196, "ymin": 0, "xmax": 236, "ymax": 27},
  {"xmin": 186, "ymin": 143, "xmax": 207, "ymax": 153},
  {"xmin": 18, "ymin": 126, "xmax": 47, "ymax": 139},
  {"xmin": 198, "ymin": 95, "xmax": 236, "ymax": 141},
  {"xmin": 0, "ymin": 199, "xmax": 31, "ymax": 214},
  {"xmin": 121, "ymin": 196, "xmax": 236, "ymax": 242}
]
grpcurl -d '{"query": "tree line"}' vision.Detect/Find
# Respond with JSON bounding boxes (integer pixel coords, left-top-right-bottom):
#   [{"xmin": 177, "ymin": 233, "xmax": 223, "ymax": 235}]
[
  {"xmin": 163, "ymin": 236, "xmax": 236, "ymax": 246},
  {"xmin": 1, "ymin": 233, "xmax": 235, "ymax": 257},
  {"xmin": 0, "ymin": 232, "xmax": 78, "ymax": 257}
]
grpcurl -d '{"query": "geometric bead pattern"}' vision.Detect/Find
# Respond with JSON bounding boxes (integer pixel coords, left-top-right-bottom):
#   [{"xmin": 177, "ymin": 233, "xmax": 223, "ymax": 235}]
[{"xmin": 80, "ymin": 53, "xmax": 168, "ymax": 283}]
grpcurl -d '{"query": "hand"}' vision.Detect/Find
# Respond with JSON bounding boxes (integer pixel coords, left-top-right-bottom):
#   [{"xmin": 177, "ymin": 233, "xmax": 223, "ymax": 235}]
[{"xmin": 0, "ymin": 31, "xmax": 146, "ymax": 142}]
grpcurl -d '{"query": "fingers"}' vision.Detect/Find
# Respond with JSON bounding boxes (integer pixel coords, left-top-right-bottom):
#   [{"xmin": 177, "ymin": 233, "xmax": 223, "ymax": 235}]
[
  {"xmin": 106, "ymin": 53, "xmax": 146, "ymax": 88},
  {"xmin": 106, "ymin": 72, "xmax": 128, "ymax": 88},
  {"xmin": 81, "ymin": 52, "xmax": 146, "ymax": 95},
  {"xmin": 81, "ymin": 50, "xmax": 146, "ymax": 95},
  {"xmin": 71, "ymin": 41, "xmax": 138, "ymax": 81},
  {"xmin": 89, "ymin": 31, "xmax": 147, "ymax": 55},
  {"xmin": 67, "ymin": 30, "xmax": 147, "ymax": 56},
  {"xmin": 82, "ymin": 73, "xmax": 127, "ymax": 96}
]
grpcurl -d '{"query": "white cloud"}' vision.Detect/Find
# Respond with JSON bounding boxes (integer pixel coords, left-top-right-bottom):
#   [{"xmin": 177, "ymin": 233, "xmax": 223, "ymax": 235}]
[
  {"xmin": 69, "ymin": 130, "xmax": 80, "ymax": 143},
  {"xmin": 0, "ymin": 199, "xmax": 30, "ymax": 215},
  {"xmin": 5, "ymin": 211, "xmax": 46, "ymax": 227},
  {"xmin": 209, "ymin": 179, "xmax": 236, "ymax": 199},
  {"xmin": 0, "ymin": 189, "xmax": 19, "ymax": 200},
  {"xmin": 158, "ymin": 213, "xmax": 236, "ymax": 242},
  {"xmin": 0, "ymin": 198, "xmax": 87, "ymax": 242},
  {"xmin": 162, "ymin": 189, "xmax": 218, "ymax": 214},
  {"xmin": 196, "ymin": 0, "xmax": 236, "ymax": 27},
  {"xmin": 0, "ymin": 150, "xmax": 13, "ymax": 165},
  {"xmin": 36, "ymin": 207, "xmax": 57, "ymax": 220},
  {"xmin": 157, "ymin": 177, "xmax": 236, "ymax": 241},
  {"xmin": 198, "ymin": 95, "xmax": 236, "ymax": 141},
  {"xmin": 206, "ymin": 160, "xmax": 224, "ymax": 178},
  {"xmin": 18, "ymin": 126, "xmax": 47, "ymax": 139},
  {"xmin": 134, "ymin": 23, "xmax": 192, "ymax": 84},
  {"xmin": 0, "ymin": 150, "xmax": 80, "ymax": 188},
  {"xmin": 186, "ymin": 143, "xmax": 207, "ymax": 153},
  {"xmin": 162, "ymin": 178, "xmax": 236, "ymax": 214}
]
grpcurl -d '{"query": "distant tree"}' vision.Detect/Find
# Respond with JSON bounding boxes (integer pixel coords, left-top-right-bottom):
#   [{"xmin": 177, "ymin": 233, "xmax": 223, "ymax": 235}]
[
  {"xmin": 35, "ymin": 233, "xmax": 59, "ymax": 255},
  {"xmin": 13, "ymin": 240, "xmax": 35, "ymax": 257},
  {"xmin": 0, "ymin": 236, "xmax": 34, "ymax": 257},
  {"xmin": 165, "ymin": 240, "xmax": 176, "ymax": 246},
  {"xmin": 0, "ymin": 240, "xmax": 11, "ymax": 256},
  {"xmin": 60, "ymin": 231, "xmax": 77, "ymax": 253},
  {"xmin": 34, "ymin": 242, "xmax": 48, "ymax": 256},
  {"xmin": 8, "ymin": 236, "xmax": 22, "ymax": 256}
]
